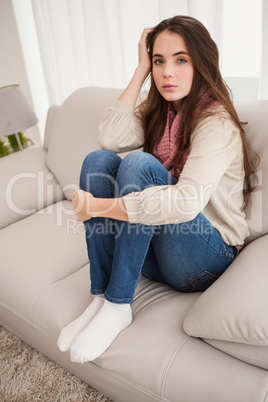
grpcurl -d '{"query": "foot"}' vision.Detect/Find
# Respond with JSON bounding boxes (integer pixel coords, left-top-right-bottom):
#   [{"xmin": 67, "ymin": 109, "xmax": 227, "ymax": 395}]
[
  {"xmin": 57, "ymin": 296, "xmax": 105, "ymax": 352},
  {"xmin": 70, "ymin": 300, "xmax": 132, "ymax": 363}
]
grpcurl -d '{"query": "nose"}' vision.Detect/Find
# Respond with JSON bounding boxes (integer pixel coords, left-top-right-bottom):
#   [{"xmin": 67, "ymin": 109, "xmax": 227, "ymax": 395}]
[{"xmin": 163, "ymin": 62, "xmax": 175, "ymax": 78}]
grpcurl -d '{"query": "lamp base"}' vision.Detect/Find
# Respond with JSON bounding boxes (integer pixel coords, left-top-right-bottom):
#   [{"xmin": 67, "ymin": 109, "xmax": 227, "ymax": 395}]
[{"xmin": 15, "ymin": 132, "xmax": 23, "ymax": 152}]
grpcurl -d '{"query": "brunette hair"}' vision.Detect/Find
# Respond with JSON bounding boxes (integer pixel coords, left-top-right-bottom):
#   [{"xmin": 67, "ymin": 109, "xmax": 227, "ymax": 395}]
[{"xmin": 140, "ymin": 15, "xmax": 258, "ymax": 208}]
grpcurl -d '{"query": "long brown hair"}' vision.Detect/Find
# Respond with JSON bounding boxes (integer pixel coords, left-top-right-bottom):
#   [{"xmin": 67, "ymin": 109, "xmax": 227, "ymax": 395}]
[{"xmin": 140, "ymin": 15, "xmax": 258, "ymax": 208}]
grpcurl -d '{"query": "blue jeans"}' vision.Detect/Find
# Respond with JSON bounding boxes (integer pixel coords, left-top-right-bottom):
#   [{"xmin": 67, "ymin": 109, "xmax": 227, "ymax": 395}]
[{"xmin": 80, "ymin": 150, "xmax": 237, "ymax": 304}]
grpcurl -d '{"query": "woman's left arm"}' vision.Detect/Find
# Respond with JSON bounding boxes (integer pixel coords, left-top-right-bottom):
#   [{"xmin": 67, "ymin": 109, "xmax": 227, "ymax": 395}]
[{"xmin": 72, "ymin": 191, "xmax": 129, "ymax": 222}]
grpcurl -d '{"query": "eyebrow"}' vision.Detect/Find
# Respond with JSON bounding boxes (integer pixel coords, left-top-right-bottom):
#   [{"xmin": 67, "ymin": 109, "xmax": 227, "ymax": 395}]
[{"xmin": 152, "ymin": 51, "xmax": 190, "ymax": 58}]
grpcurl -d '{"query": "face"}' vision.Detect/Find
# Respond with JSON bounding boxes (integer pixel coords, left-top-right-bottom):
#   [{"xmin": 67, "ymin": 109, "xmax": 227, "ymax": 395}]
[{"xmin": 152, "ymin": 30, "xmax": 194, "ymax": 110}]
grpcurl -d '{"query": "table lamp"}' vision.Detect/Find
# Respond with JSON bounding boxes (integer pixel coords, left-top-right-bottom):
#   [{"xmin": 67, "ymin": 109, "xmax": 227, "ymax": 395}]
[{"xmin": 0, "ymin": 84, "xmax": 38, "ymax": 152}]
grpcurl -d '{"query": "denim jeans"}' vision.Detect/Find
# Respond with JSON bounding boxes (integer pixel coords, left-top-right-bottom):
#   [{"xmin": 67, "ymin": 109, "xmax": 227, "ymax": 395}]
[{"xmin": 80, "ymin": 150, "xmax": 237, "ymax": 304}]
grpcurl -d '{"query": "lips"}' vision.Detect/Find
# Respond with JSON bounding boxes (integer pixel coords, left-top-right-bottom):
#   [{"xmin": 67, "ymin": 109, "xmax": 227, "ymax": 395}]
[{"xmin": 162, "ymin": 84, "xmax": 177, "ymax": 90}]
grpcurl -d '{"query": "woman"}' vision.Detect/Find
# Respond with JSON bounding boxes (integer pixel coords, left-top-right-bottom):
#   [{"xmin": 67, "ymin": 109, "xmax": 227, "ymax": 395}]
[{"xmin": 57, "ymin": 16, "xmax": 257, "ymax": 363}]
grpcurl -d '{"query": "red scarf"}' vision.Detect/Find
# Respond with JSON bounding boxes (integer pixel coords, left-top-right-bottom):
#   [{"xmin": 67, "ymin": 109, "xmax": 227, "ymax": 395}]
[{"xmin": 153, "ymin": 87, "xmax": 219, "ymax": 177}]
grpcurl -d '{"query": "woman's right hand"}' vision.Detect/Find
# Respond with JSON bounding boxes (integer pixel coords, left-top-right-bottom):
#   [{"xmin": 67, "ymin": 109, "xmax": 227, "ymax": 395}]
[{"xmin": 138, "ymin": 28, "xmax": 154, "ymax": 76}]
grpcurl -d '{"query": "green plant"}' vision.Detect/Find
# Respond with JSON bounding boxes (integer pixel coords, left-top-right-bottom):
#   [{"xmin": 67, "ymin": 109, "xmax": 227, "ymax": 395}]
[
  {"xmin": 7, "ymin": 132, "xmax": 28, "ymax": 152},
  {"xmin": 0, "ymin": 132, "xmax": 34, "ymax": 158},
  {"xmin": 0, "ymin": 138, "xmax": 10, "ymax": 158}
]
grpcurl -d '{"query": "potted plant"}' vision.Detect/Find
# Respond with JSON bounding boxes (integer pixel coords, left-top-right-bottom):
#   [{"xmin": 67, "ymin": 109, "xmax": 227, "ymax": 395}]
[{"xmin": 0, "ymin": 132, "xmax": 33, "ymax": 158}]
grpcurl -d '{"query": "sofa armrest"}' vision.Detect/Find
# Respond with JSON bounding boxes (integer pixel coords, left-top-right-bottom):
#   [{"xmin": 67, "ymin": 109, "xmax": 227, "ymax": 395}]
[
  {"xmin": 43, "ymin": 105, "xmax": 60, "ymax": 151},
  {"xmin": 0, "ymin": 147, "xmax": 64, "ymax": 229}
]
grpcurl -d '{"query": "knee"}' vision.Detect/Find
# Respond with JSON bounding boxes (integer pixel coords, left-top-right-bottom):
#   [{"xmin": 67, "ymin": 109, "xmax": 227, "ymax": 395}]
[
  {"xmin": 80, "ymin": 150, "xmax": 121, "ymax": 192},
  {"xmin": 120, "ymin": 152, "xmax": 156, "ymax": 174},
  {"xmin": 81, "ymin": 150, "xmax": 118, "ymax": 174},
  {"xmin": 116, "ymin": 152, "xmax": 159, "ymax": 195}
]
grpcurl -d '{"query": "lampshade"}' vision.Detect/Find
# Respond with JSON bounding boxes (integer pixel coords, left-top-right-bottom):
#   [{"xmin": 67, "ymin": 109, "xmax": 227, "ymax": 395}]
[{"xmin": 0, "ymin": 84, "xmax": 38, "ymax": 137}]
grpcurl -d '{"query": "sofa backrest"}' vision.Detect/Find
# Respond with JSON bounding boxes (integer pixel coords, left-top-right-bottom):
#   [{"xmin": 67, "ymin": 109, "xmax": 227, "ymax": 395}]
[
  {"xmin": 46, "ymin": 87, "xmax": 122, "ymax": 200},
  {"xmin": 46, "ymin": 87, "xmax": 268, "ymax": 244}
]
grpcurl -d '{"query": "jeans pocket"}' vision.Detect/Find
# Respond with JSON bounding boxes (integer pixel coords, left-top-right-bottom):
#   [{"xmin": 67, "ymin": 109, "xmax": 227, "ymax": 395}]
[{"xmin": 177, "ymin": 270, "xmax": 219, "ymax": 293}]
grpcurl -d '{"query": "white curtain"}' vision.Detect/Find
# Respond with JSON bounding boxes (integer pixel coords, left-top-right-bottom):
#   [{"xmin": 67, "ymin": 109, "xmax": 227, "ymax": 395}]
[
  {"xmin": 31, "ymin": 0, "xmax": 224, "ymax": 105},
  {"xmin": 259, "ymin": 0, "xmax": 268, "ymax": 99}
]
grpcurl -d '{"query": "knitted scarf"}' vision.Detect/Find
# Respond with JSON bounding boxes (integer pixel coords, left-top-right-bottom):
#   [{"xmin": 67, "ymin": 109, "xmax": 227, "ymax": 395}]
[{"xmin": 153, "ymin": 87, "xmax": 219, "ymax": 178}]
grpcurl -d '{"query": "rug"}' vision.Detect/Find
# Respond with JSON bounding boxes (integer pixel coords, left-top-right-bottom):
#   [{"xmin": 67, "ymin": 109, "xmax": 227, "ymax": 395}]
[{"xmin": 0, "ymin": 326, "xmax": 113, "ymax": 402}]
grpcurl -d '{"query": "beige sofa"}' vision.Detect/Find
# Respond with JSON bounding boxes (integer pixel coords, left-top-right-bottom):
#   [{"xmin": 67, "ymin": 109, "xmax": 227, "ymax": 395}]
[{"xmin": 1, "ymin": 87, "xmax": 268, "ymax": 402}]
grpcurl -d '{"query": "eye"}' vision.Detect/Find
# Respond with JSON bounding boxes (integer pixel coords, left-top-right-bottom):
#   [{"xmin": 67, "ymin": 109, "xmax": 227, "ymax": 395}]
[
  {"xmin": 177, "ymin": 58, "xmax": 187, "ymax": 64},
  {"xmin": 153, "ymin": 59, "xmax": 163, "ymax": 65}
]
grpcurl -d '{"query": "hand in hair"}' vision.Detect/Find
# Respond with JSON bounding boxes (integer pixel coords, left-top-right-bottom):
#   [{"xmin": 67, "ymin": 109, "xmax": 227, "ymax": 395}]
[
  {"xmin": 138, "ymin": 27, "xmax": 154, "ymax": 75},
  {"xmin": 117, "ymin": 27, "xmax": 154, "ymax": 107}
]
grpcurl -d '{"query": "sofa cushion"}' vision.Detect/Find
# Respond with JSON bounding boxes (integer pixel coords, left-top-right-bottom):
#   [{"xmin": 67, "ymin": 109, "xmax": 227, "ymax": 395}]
[
  {"xmin": 0, "ymin": 200, "xmax": 88, "ymax": 321},
  {"xmin": 202, "ymin": 338, "xmax": 268, "ymax": 370},
  {"xmin": 47, "ymin": 87, "xmax": 122, "ymax": 200},
  {"xmin": 0, "ymin": 147, "xmax": 64, "ymax": 229},
  {"xmin": 183, "ymin": 235, "xmax": 268, "ymax": 368},
  {"xmin": 234, "ymin": 100, "xmax": 268, "ymax": 244}
]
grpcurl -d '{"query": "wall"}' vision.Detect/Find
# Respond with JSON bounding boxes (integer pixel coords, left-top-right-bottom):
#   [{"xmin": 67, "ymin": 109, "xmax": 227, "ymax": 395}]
[{"xmin": 0, "ymin": 0, "xmax": 41, "ymax": 145}]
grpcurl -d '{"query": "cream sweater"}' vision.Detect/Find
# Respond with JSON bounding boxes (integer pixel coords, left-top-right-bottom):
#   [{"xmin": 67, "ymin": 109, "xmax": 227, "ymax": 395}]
[{"xmin": 98, "ymin": 101, "xmax": 250, "ymax": 246}]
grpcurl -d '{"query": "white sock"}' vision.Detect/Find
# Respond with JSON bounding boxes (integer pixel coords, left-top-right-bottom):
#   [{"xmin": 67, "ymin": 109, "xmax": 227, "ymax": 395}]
[
  {"xmin": 57, "ymin": 295, "xmax": 105, "ymax": 352},
  {"xmin": 70, "ymin": 300, "xmax": 132, "ymax": 363}
]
